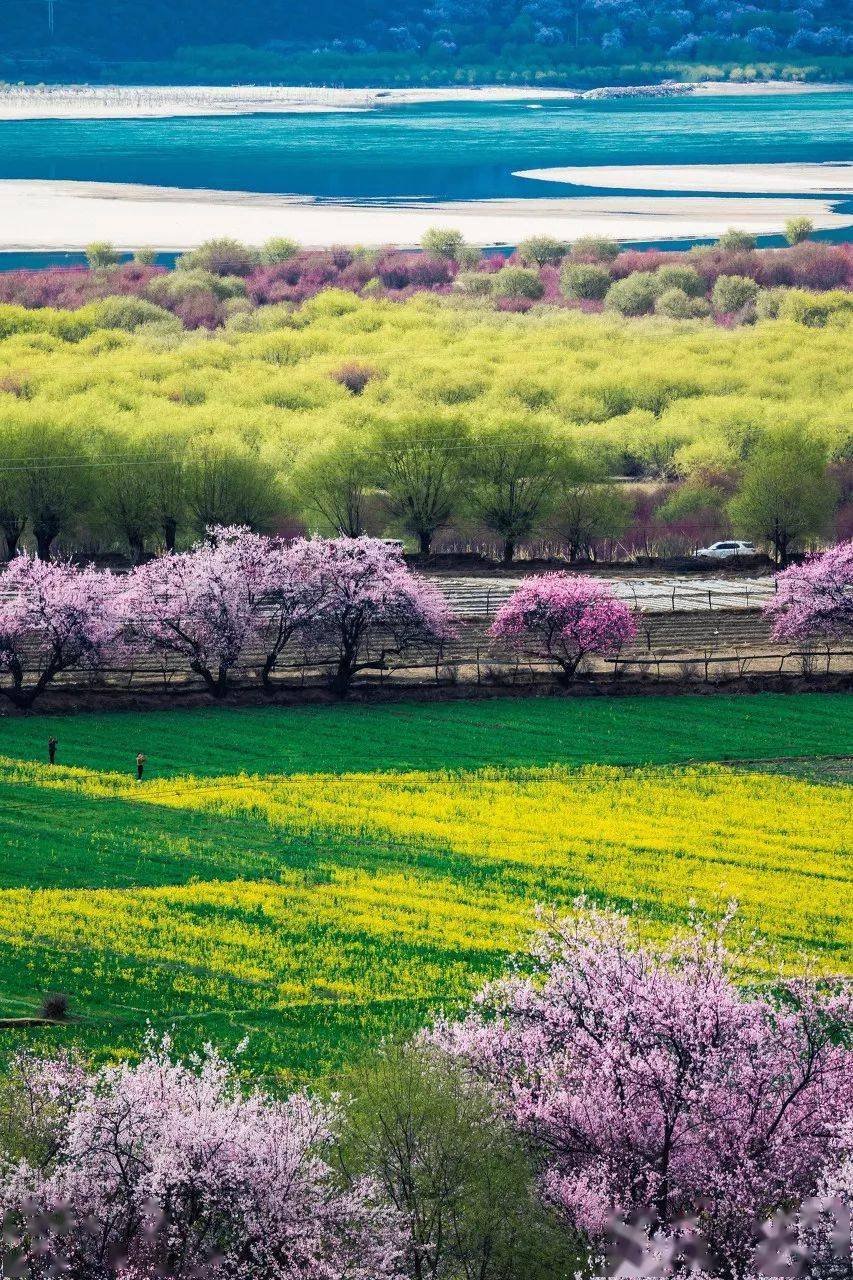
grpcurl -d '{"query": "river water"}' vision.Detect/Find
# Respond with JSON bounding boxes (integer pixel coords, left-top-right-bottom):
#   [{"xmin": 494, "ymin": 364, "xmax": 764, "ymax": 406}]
[
  {"xmin": 0, "ymin": 91, "xmax": 850, "ymax": 266},
  {"xmin": 1, "ymin": 93, "xmax": 850, "ymax": 201}
]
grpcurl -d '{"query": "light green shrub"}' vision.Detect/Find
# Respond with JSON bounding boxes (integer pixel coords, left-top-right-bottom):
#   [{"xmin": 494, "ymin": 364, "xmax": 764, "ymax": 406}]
[
  {"xmin": 711, "ymin": 275, "xmax": 760, "ymax": 313},
  {"xmin": 605, "ymin": 273, "xmax": 658, "ymax": 316},
  {"xmin": 561, "ymin": 263, "xmax": 611, "ymax": 301},
  {"xmin": 492, "ymin": 267, "xmax": 545, "ymax": 300}
]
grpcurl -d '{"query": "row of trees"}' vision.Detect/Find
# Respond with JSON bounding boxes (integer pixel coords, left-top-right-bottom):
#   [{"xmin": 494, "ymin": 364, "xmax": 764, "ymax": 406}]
[
  {"xmin": 0, "ymin": 903, "xmax": 850, "ymax": 1278},
  {"xmin": 0, "ymin": 416, "xmax": 843, "ymax": 567},
  {"xmin": 2, "ymin": 532, "xmax": 850, "ymax": 709},
  {"xmin": 0, "ymin": 533, "xmax": 455, "ymax": 707}
]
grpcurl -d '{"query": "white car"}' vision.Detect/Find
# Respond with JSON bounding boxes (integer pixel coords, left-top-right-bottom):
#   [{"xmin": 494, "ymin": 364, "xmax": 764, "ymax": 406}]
[{"xmin": 694, "ymin": 540, "xmax": 758, "ymax": 560}]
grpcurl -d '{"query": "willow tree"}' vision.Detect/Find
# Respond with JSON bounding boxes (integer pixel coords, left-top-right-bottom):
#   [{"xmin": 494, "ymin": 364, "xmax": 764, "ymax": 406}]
[
  {"xmin": 729, "ymin": 431, "xmax": 835, "ymax": 565},
  {"xmin": 465, "ymin": 419, "xmax": 572, "ymax": 563},
  {"xmin": 551, "ymin": 463, "xmax": 632, "ymax": 562},
  {"xmin": 0, "ymin": 424, "xmax": 27, "ymax": 559},
  {"xmin": 294, "ymin": 430, "xmax": 376, "ymax": 537},
  {"xmin": 93, "ymin": 431, "xmax": 160, "ymax": 562},
  {"xmin": 184, "ymin": 434, "xmax": 286, "ymax": 535},
  {"xmin": 13, "ymin": 419, "xmax": 89, "ymax": 559},
  {"xmin": 372, "ymin": 413, "xmax": 468, "ymax": 556}
]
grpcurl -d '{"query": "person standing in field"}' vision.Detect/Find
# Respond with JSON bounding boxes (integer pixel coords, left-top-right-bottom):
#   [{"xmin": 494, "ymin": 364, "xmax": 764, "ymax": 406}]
[
  {"xmin": 136, "ymin": 752, "xmax": 146, "ymax": 781},
  {"xmin": 47, "ymin": 737, "xmax": 57, "ymax": 765}
]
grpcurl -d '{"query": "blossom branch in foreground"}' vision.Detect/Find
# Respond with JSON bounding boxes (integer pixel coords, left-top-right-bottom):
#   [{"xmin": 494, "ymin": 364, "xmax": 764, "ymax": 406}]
[
  {"xmin": 430, "ymin": 902, "xmax": 853, "ymax": 1273},
  {"xmin": 0, "ymin": 1039, "xmax": 405, "ymax": 1280}
]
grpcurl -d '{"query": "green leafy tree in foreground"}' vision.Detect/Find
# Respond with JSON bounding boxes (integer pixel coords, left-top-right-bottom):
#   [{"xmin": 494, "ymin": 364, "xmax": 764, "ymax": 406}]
[
  {"xmin": 339, "ymin": 1043, "xmax": 577, "ymax": 1280},
  {"xmin": 492, "ymin": 267, "xmax": 545, "ymax": 301},
  {"xmin": 729, "ymin": 431, "xmax": 835, "ymax": 565},
  {"xmin": 711, "ymin": 275, "xmax": 759, "ymax": 314},
  {"xmin": 561, "ymin": 262, "xmax": 612, "ymax": 301}
]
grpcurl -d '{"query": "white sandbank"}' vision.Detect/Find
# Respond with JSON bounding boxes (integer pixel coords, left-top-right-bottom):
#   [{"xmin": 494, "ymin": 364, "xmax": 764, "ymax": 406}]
[
  {"xmin": 0, "ymin": 179, "xmax": 849, "ymax": 251},
  {"xmin": 0, "ymin": 84, "xmax": 584, "ymax": 120},
  {"xmin": 516, "ymin": 163, "xmax": 853, "ymax": 195},
  {"xmin": 691, "ymin": 79, "xmax": 852, "ymax": 95},
  {"xmin": 0, "ymin": 79, "xmax": 849, "ymax": 120}
]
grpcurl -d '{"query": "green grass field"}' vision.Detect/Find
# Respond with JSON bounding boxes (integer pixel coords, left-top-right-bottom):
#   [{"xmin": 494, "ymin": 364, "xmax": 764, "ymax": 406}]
[{"xmin": 0, "ymin": 692, "xmax": 849, "ymax": 1086}]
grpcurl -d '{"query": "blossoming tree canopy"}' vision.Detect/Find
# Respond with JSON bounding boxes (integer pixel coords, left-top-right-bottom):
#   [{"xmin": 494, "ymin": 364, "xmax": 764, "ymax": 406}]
[
  {"xmin": 430, "ymin": 904, "xmax": 853, "ymax": 1271},
  {"xmin": 0, "ymin": 1039, "xmax": 405, "ymax": 1279},
  {"xmin": 0, "ymin": 553, "xmax": 122, "ymax": 708},
  {"xmin": 489, "ymin": 572, "xmax": 636, "ymax": 679},
  {"xmin": 765, "ymin": 539, "xmax": 853, "ymax": 641},
  {"xmin": 121, "ymin": 525, "xmax": 274, "ymax": 697},
  {"xmin": 297, "ymin": 536, "xmax": 457, "ymax": 693}
]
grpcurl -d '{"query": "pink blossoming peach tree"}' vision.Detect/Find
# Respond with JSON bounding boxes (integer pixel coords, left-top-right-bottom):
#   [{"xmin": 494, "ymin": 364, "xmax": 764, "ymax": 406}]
[
  {"xmin": 296, "ymin": 536, "xmax": 456, "ymax": 695},
  {"xmin": 121, "ymin": 531, "xmax": 455, "ymax": 698},
  {"xmin": 489, "ymin": 572, "xmax": 636, "ymax": 681},
  {"xmin": 0, "ymin": 553, "xmax": 122, "ymax": 709},
  {"xmin": 430, "ymin": 903, "xmax": 853, "ymax": 1274},
  {"xmin": 764, "ymin": 539, "xmax": 853, "ymax": 642},
  {"xmin": 0, "ymin": 1039, "xmax": 405, "ymax": 1280}
]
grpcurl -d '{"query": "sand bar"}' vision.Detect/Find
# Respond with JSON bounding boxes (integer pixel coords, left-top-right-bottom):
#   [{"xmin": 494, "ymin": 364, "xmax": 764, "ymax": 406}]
[
  {"xmin": 516, "ymin": 163, "xmax": 853, "ymax": 195},
  {"xmin": 0, "ymin": 179, "xmax": 848, "ymax": 251},
  {"xmin": 0, "ymin": 80, "xmax": 849, "ymax": 121},
  {"xmin": 0, "ymin": 84, "xmax": 585, "ymax": 120},
  {"xmin": 691, "ymin": 79, "xmax": 852, "ymax": 95}
]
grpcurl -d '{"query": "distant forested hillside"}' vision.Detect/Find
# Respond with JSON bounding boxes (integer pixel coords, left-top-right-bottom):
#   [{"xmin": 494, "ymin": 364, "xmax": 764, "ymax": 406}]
[{"xmin": 3, "ymin": 0, "xmax": 852, "ymax": 84}]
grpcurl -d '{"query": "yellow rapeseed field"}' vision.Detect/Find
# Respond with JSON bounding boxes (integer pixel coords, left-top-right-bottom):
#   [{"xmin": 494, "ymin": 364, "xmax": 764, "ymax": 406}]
[{"xmin": 0, "ymin": 755, "xmax": 849, "ymax": 984}]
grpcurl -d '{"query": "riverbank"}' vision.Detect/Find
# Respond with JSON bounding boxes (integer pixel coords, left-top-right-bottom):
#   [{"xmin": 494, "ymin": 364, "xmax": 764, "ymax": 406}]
[
  {"xmin": 0, "ymin": 80, "xmax": 850, "ymax": 120},
  {"xmin": 0, "ymin": 177, "xmax": 847, "ymax": 252}
]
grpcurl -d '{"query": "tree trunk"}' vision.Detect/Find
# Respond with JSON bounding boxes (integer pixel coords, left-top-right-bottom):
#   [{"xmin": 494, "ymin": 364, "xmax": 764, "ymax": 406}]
[
  {"xmin": 331, "ymin": 651, "xmax": 355, "ymax": 697},
  {"xmin": 163, "ymin": 516, "xmax": 177, "ymax": 554},
  {"xmin": 194, "ymin": 663, "xmax": 229, "ymax": 699},
  {"xmin": 128, "ymin": 533, "xmax": 146, "ymax": 564},
  {"xmin": 1, "ymin": 520, "xmax": 23, "ymax": 560},
  {"xmin": 34, "ymin": 527, "xmax": 54, "ymax": 561},
  {"xmin": 418, "ymin": 530, "xmax": 432, "ymax": 557},
  {"xmin": 502, "ymin": 537, "xmax": 515, "ymax": 565}
]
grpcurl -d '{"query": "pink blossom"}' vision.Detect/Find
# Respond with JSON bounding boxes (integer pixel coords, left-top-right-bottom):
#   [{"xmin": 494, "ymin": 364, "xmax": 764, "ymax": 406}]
[
  {"xmin": 294, "ymin": 536, "xmax": 456, "ymax": 694},
  {"xmin": 764, "ymin": 540, "xmax": 853, "ymax": 642},
  {"xmin": 489, "ymin": 572, "xmax": 636, "ymax": 680},
  {"xmin": 0, "ymin": 553, "xmax": 122, "ymax": 709},
  {"xmin": 121, "ymin": 526, "xmax": 270, "ymax": 697},
  {"xmin": 430, "ymin": 903, "xmax": 853, "ymax": 1272},
  {"xmin": 0, "ymin": 1039, "xmax": 405, "ymax": 1279}
]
